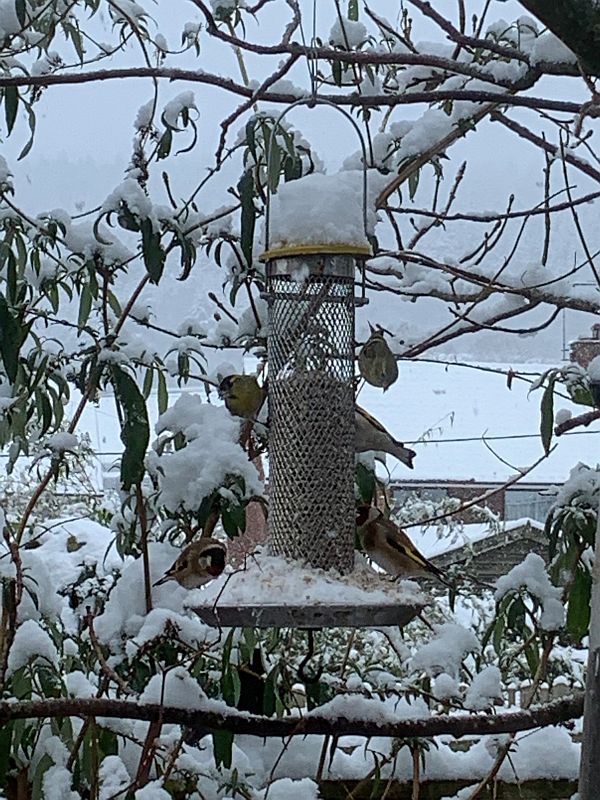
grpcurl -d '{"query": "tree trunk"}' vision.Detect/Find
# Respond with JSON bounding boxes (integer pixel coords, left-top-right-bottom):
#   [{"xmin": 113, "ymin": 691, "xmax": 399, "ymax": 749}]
[
  {"xmin": 518, "ymin": 0, "xmax": 600, "ymax": 75},
  {"xmin": 578, "ymin": 495, "xmax": 600, "ymax": 798}
]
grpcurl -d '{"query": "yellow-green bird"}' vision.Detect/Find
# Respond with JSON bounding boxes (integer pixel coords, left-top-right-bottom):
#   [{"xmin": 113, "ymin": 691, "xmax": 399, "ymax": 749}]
[
  {"xmin": 358, "ymin": 327, "xmax": 398, "ymax": 391},
  {"xmin": 218, "ymin": 374, "xmax": 265, "ymax": 419}
]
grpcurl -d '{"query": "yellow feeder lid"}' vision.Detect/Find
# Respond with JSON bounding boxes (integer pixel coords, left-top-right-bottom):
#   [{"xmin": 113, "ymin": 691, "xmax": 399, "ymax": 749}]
[{"xmin": 260, "ymin": 242, "xmax": 373, "ymax": 262}]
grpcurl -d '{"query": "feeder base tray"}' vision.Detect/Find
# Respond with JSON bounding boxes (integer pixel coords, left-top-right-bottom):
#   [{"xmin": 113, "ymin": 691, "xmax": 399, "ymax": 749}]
[{"xmin": 192, "ymin": 602, "xmax": 423, "ymax": 629}]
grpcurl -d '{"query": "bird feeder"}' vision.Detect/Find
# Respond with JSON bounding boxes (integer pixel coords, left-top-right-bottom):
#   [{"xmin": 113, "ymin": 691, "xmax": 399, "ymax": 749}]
[
  {"xmin": 194, "ymin": 100, "xmax": 425, "ymax": 629},
  {"xmin": 261, "ymin": 101, "xmax": 371, "ymax": 575}
]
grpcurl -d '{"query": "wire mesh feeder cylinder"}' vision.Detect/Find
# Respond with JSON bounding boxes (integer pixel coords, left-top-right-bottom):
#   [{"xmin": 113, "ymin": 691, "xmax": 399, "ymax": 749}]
[{"xmin": 265, "ymin": 251, "xmax": 361, "ymax": 574}]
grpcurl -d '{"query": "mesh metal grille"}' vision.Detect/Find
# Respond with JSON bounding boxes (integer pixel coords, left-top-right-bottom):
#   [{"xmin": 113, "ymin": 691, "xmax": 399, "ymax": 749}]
[{"xmin": 266, "ymin": 255, "xmax": 355, "ymax": 574}]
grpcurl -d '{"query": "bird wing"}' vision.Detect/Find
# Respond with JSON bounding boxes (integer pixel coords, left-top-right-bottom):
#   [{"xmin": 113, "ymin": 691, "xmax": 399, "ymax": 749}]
[
  {"xmin": 356, "ymin": 404, "xmax": 387, "ymax": 434},
  {"xmin": 385, "ymin": 531, "xmax": 445, "ymax": 580}
]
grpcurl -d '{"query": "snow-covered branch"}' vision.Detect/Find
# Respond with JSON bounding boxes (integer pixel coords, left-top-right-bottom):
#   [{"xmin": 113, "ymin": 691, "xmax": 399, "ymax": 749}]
[{"xmin": 0, "ymin": 693, "xmax": 583, "ymax": 739}]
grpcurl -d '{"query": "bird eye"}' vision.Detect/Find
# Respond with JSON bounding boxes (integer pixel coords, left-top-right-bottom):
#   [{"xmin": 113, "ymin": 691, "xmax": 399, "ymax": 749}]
[{"xmin": 178, "ymin": 559, "xmax": 189, "ymax": 571}]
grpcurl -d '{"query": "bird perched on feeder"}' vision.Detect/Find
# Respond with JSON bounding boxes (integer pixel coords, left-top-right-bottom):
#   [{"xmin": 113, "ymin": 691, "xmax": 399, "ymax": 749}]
[
  {"xmin": 355, "ymin": 405, "xmax": 415, "ymax": 468},
  {"xmin": 358, "ymin": 326, "xmax": 399, "ymax": 391},
  {"xmin": 218, "ymin": 374, "xmax": 265, "ymax": 419},
  {"xmin": 154, "ymin": 538, "xmax": 227, "ymax": 589},
  {"xmin": 357, "ymin": 505, "xmax": 448, "ymax": 584}
]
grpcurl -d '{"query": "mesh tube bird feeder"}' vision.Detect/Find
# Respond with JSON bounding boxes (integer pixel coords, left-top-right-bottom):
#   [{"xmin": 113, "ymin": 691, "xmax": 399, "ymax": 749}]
[
  {"xmin": 262, "ymin": 101, "xmax": 371, "ymax": 575},
  {"xmin": 192, "ymin": 101, "xmax": 426, "ymax": 629}
]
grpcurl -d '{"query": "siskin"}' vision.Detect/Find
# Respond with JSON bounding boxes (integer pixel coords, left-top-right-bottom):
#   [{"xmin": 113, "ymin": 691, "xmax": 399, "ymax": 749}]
[
  {"xmin": 357, "ymin": 505, "xmax": 447, "ymax": 583},
  {"xmin": 358, "ymin": 327, "xmax": 398, "ymax": 391},
  {"xmin": 154, "ymin": 537, "xmax": 227, "ymax": 589},
  {"xmin": 355, "ymin": 405, "xmax": 415, "ymax": 468},
  {"xmin": 218, "ymin": 374, "xmax": 265, "ymax": 419}
]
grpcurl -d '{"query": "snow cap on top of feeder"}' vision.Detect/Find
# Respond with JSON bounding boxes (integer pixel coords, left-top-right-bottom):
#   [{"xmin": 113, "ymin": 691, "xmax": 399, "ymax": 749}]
[{"xmin": 262, "ymin": 170, "xmax": 377, "ymax": 259}]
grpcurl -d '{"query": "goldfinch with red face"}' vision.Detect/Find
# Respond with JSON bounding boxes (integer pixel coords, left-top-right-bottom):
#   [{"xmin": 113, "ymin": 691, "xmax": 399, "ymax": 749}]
[
  {"xmin": 154, "ymin": 538, "xmax": 227, "ymax": 589},
  {"xmin": 356, "ymin": 505, "xmax": 447, "ymax": 583},
  {"xmin": 355, "ymin": 405, "xmax": 415, "ymax": 468}
]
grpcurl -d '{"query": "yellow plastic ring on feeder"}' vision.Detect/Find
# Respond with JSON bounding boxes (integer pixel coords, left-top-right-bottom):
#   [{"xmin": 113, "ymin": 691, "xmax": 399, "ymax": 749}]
[{"xmin": 260, "ymin": 242, "xmax": 373, "ymax": 262}]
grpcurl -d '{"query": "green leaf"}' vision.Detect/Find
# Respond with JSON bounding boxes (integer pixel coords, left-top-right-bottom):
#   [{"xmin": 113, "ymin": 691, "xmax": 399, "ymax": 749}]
[
  {"xmin": 140, "ymin": 218, "xmax": 166, "ymax": 283},
  {"xmin": 77, "ymin": 284, "xmax": 93, "ymax": 331},
  {"xmin": 157, "ymin": 128, "xmax": 172, "ymax": 160},
  {"xmin": 4, "ymin": 86, "xmax": 18, "ymax": 135},
  {"xmin": 212, "ymin": 729, "xmax": 234, "ymax": 769},
  {"xmin": 332, "ymin": 60, "xmax": 343, "ymax": 87},
  {"xmin": 111, "ymin": 366, "xmax": 150, "ymax": 490},
  {"xmin": 221, "ymin": 503, "xmax": 246, "ymax": 539},
  {"xmin": 0, "ymin": 292, "xmax": 22, "ymax": 382},
  {"xmin": 540, "ymin": 378, "xmax": 555, "ymax": 455},
  {"xmin": 157, "ymin": 370, "xmax": 168, "ymax": 414},
  {"xmin": 408, "ymin": 168, "xmax": 420, "ymax": 201},
  {"xmin": 142, "ymin": 367, "xmax": 154, "ymax": 399},
  {"xmin": 237, "ymin": 169, "xmax": 256, "ymax": 268},
  {"xmin": 567, "ymin": 567, "xmax": 591, "ymax": 642},
  {"xmin": 524, "ymin": 642, "xmax": 539, "ymax": 677},
  {"xmin": 267, "ymin": 142, "xmax": 281, "ymax": 194},
  {"xmin": 15, "ymin": 0, "xmax": 26, "ymax": 26},
  {"xmin": 355, "ymin": 462, "xmax": 375, "ymax": 504},
  {"xmin": 17, "ymin": 105, "xmax": 36, "ymax": 160},
  {"xmin": 348, "ymin": 0, "xmax": 358, "ymax": 21},
  {"xmin": 31, "ymin": 753, "xmax": 53, "ymax": 800}
]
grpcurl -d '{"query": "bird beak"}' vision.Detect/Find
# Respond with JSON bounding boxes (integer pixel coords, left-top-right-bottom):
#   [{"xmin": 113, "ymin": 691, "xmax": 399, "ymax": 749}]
[{"xmin": 153, "ymin": 572, "xmax": 173, "ymax": 587}]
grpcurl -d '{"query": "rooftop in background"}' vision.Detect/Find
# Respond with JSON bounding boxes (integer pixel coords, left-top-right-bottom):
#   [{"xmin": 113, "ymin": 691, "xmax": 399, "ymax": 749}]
[
  {"xmin": 359, "ymin": 360, "xmax": 599, "ymax": 484},
  {"xmin": 411, "ymin": 518, "xmax": 544, "ymax": 560}
]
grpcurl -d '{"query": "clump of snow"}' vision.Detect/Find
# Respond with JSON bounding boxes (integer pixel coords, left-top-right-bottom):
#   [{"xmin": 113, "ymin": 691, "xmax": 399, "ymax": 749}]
[
  {"xmin": 162, "ymin": 91, "xmax": 196, "ymax": 128},
  {"xmin": 553, "ymin": 462, "xmax": 600, "ymax": 509},
  {"xmin": 109, "ymin": 0, "xmax": 146, "ymax": 23},
  {"xmin": 266, "ymin": 171, "xmax": 375, "ymax": 250},
  {"xmin": 7, "ymin": 619, "xmax": 59, "ymax": 676},
  {"xmin": 99, "ymin": 756, "xmax": 131, "ymax": 799},
  {"xmin": 555, "ymin": 408, "xmax": 572, "ymax": 426},
  {"xmin": 588, "ymin": 355, "xmax": 600, "ymax": 382},
  {"xmin": 147, "ymin": 396, "xmax": 262, "ymax": 514},
  {"xmin": 125, "ymin": 607, "xmax": 214, "ymax": 658},
  {"xmin": 329, "ymin": 18, "xmax": 368, "ymax": 48},
  {"xmin": 464, "ymin": 666, "xmax": 502, "ymax": 710},
  {"xmin": 139, "ymin": 666, "xmax": 207, "ymax": 709},
  {"xmin": 94, "ymin": 542, "xmax": 187, "ymax": 645},
  {"xmin": 254, "ymin": 777, "xmax": 321, "ymax": 799},
  {"xmin": 313, "ymin": 693, "xmax": 429, "ymax": 724},
  {"xmin": 134, "ymin": 783, "xmax": 171, "ymax": 800},
  {"xmin": 210, "ymin": 0, "xmax": 244, "ymax": 17},
  {"xmin": 43, "ymin": 766, "xmax": 80, "ymax": 800},
  {"xmin": 135, "ymin": 99, "xmax": 154, "ymax": 130},
  {"xmin": 495, "ymin": 553, "xmax": 565, "ymax": 631},
  {"xmin": 411, "ymin": 623, "xmax": 480, "ymax": 678},
  {"xmin": 0, "ymin": 154, "xmax": 13, "ymax": 190},
  {"xmin": 530, "ymin": 32, "xmax": 576, "ymax": 65},
  {"xmin": 27, "ymin": 517, "xmax": 122, "ymax": 596},
  {"xmin": 102, "ymin": 178, "xmax": 154, "ymax": 219},
  {"xmin": 65, "ymin": 670, "xmax": 97, "ymax": 699},
  {"xmin": 190, "ymin": 551, "xmax": 425, "ymax": 610},
  {"xmin": 433, "ymin": 672, "xmax": 460, "ymax": 701},
  {"xmin": 45, "ymin": 432, "xmax": 79, "ymax": 452}
]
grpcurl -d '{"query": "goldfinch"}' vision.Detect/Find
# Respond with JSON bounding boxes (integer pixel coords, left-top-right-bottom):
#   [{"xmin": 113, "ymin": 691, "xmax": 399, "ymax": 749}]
[
  {"xmin": 355, "ymin": 405, "xmax": 415, "ymax": 468},
  {"xmin": 356, "ymin": 505, "xmax": 447, "ymax": 583},
  {"xmin": 218, "ymin": 374, "xmax": 265, "ymax": 419},
  {"xmin": 358, "ymin": 327, "xmax": 398, "ymax": 391},
  {"xmin": 154, "ymin": 538, "xmax": 227, "ymax": 589}
]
